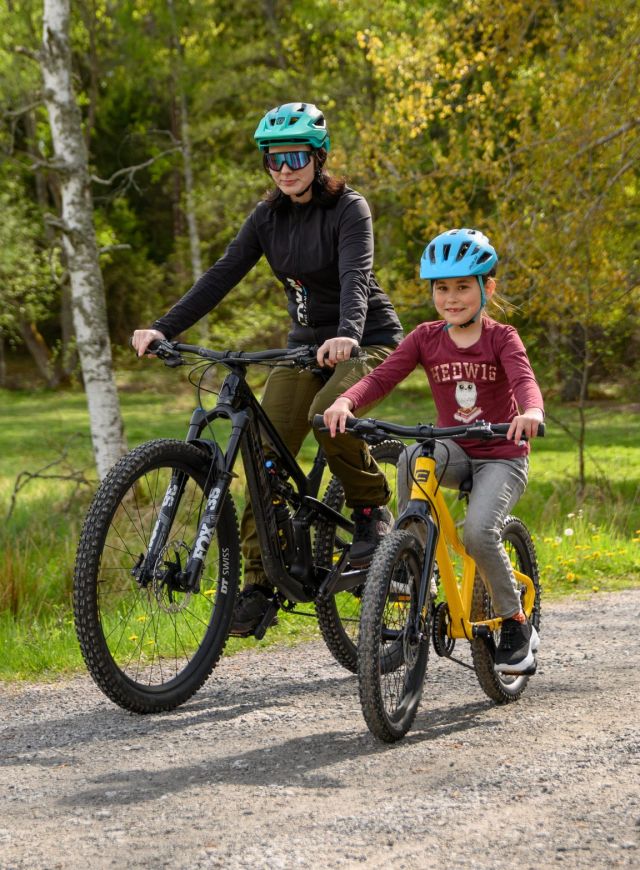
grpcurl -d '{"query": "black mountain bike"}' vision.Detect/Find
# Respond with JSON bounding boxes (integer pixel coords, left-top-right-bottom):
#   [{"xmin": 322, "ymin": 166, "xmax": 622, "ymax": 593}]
[{"xmin": 73, "ymin": 341, "xmax": 402, "ymax": 713}]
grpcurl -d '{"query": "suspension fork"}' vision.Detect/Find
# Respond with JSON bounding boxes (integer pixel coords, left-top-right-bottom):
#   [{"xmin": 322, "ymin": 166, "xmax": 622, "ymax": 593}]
[
  {"xmin": 133, "ymin": 467, "xmax": 192, "ymax": 587},
  {"xmin": 134, "ymin": 405, "xmax": 244, "ymax": 592},
  {"xmin": 178, "ymin": 414, "xmax": 246, "ymax": 592}
]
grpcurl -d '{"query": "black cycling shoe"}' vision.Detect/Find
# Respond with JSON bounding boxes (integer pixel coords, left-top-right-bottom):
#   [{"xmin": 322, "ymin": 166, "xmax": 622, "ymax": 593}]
[
  {"xmin": 349, "ymin": 505, "xmax": 393, "ymax": 567},
  {"xmin": 229, "ymin": 585, "xmax": 278, "ymax": 637},
  {"xmin": 494, "ymin": 617, "xmax": 540, "ymax": 675}
]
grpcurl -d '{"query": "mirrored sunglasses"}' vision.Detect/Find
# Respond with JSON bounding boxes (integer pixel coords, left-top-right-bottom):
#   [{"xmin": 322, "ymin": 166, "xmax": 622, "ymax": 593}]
[{"xmin": 265, "ymin": 150, "xmax": 312, "ymax": 172}]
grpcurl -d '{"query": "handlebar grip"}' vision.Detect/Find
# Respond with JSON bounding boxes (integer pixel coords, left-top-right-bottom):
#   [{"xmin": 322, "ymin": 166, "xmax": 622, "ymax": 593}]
[{"xmin": 312, "ymin": 413, "xmax": 327, "ymax": 430}]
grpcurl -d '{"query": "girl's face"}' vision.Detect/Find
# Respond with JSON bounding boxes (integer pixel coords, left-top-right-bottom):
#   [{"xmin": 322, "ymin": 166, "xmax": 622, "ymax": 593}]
[
  {"xmin": 432, "ymin": 276, "xmax": 495, "ymax": 327},
  {"xmin": 267, "ymin": 144, "xmax": 315, "ymax": 202}
]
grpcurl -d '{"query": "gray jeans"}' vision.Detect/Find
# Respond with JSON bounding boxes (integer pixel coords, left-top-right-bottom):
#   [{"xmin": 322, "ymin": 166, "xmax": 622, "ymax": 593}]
[{"xmin": 397, "ymin": 440, "xmax": 529, "ymax": 618}]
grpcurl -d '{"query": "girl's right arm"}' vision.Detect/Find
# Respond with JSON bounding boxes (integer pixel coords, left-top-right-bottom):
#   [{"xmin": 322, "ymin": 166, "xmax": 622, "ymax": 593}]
[{"xmin": 323, "ymin": 329, "xmax": 422, "ymax": 437}]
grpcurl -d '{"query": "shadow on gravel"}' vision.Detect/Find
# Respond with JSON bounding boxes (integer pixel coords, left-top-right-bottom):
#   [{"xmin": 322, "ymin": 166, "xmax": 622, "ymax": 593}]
[
  {"xmin": 408, "ymin": 699, "xmax": 493, "ymax": 742},
  {"xmin": 0, "ymin": 671, "xmax": 359, "ymax": 766},
  {"xmin": 58, "ymin": 728, "xmax": 385, "ymax": 807},
  {"xmin": 55, "ymin": 697, "xmax": 496, "ymax": 811}
]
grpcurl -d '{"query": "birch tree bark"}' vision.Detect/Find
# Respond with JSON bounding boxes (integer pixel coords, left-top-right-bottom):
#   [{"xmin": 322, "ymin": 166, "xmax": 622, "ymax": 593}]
[{"xmin": 40, "ymin": 0, "xmax": 127, "ymax": 479}]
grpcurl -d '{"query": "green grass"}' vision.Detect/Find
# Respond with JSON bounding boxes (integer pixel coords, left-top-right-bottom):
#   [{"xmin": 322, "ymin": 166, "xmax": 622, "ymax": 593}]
[{"xmin": 0, "ymin": 366, "xmax": 638, "ymax": 678}]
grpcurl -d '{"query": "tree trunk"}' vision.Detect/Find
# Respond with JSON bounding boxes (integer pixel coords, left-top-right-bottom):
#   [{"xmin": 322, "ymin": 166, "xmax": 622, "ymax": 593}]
[
  {"xmin": 179, "ymin": 90, "xmax": 202, "ymax": 282},
  {"xmin": 166, "ymin": 0, "xmax": 206, "ymax": 341},
  {"xmin": 40, "ymin": 0, "xmax": 127, "ymax": 479},
  {"xmin": 17, "ymin": 318, "xmax": 59, "ymax": 387}
]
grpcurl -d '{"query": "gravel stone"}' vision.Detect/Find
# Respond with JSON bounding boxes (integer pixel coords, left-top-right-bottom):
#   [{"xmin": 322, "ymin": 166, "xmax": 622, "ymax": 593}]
[{"xmin": 1, "ymin": 589, "xmax": 639, "ymax": 868}]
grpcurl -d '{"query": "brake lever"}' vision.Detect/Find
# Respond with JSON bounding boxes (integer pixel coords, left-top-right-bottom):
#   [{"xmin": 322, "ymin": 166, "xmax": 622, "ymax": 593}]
[{"xmin": 152, "ymin": 339, "xmax": 184, "ymax": 367}]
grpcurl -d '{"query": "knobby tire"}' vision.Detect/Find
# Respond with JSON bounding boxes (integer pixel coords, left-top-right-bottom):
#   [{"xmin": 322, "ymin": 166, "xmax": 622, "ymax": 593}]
[
  {"xmin": 470, "ymin": 515, "xmax": 541, "ymax": 703},
  {"xmin": 314, "ymin": 440, "xmax": 403, "ymax": 673},
  {"xmin": 358, "ymin": 530, "xmax": 430, "ymax": 742},
  {"xmin": 73, "ymin": 440, "xmax": 240, "ymax": 713}
]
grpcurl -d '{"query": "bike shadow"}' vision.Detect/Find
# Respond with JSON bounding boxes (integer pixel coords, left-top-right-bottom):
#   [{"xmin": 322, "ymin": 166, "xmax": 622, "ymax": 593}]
[
  {"xmin": 0, "ymin": 669, "xmax": 360, "ymax": 768},
  {"xmin": 54, "ymin": 695, "xmax": 493, "ymax": 811}
]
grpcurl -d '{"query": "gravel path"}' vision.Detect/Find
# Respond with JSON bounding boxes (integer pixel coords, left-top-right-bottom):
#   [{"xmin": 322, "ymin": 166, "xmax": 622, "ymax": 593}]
[{"xmin": 1, "ymin": 588, "xmax": 639, "ymax": 869}]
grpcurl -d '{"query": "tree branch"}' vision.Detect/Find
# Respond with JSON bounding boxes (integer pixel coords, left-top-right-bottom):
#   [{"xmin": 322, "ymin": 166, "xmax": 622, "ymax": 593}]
[
  {"xmin": 564, "ymin": 118, "xmax": 640, "ymax": 166},
  {"xmin": 3, "ymin": 99, "xmax": 43, "ymax": 119},
  {"xmin": 6, "ymin": 437, "xmax": 95, "ymax": 521},
  {"xmin": 14, "ymin": 45, "xmax": 42, "ymax": 63},
  {"xmin": 91, "ymin": 147, "xmax": 181, "ymax": 186},
  {"xmin": 98, "ymin": 244, "xmax": 131, "ymax": 255}
]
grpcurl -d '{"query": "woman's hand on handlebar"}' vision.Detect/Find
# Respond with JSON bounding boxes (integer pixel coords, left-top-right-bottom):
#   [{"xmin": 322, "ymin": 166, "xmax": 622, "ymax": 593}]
[
  {"xmin": 131, "ymin": 329, "xmax": 166, "ymax": 357},
  {"xmin": 316, "ymin": 336, "xmax": 358, "ymax": 368},
  {"xmin": 507, "ymin": 408, "xmax": 544, "ymax": 442},
  {"xmin": 323, "ymin": 397, "xmax": 355, "ymax": 437}
]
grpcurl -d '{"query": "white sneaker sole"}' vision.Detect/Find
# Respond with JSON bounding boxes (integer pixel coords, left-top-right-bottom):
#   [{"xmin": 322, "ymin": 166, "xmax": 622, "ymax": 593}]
[{"xmin": 494, "ymin": 626, "xmax": 540, "ymax": 675}]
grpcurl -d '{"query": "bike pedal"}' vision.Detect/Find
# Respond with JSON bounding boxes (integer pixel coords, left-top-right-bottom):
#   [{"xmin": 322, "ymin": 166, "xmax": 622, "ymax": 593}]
[
  {"xmin": 253, "ymin": 607, "xmax": 280, "ymax": 641},
  {"xmin": 495, "ymin": 660, "xmax": 537, "ymax": 677}
]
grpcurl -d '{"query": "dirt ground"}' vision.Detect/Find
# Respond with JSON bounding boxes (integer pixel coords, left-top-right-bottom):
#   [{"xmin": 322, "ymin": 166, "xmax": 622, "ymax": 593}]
[{"xmin": 1, "ymin": 588, "xmax": 639, "ymax": 869}]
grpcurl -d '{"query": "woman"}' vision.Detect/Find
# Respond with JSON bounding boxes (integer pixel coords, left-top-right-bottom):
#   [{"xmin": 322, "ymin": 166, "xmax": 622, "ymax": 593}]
[{"xmin": 132, "ymin": 101, "xmax": 404, "ymax": 636}]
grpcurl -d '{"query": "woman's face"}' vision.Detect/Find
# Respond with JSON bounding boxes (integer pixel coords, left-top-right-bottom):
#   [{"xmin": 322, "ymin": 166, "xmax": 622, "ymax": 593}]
[{"xmin": 267, "ymin": 144, "xmax": 315, "ymax": 202}]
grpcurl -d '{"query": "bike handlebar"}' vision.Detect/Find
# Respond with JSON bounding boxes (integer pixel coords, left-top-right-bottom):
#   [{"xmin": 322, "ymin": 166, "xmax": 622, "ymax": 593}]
[
  {"xmin": 142, "ymin": 339, "xmax": 362, "ymax": 369},
  {"xmin": 311, "ymin": 414, "xmax": 545, "ymax": 441}
]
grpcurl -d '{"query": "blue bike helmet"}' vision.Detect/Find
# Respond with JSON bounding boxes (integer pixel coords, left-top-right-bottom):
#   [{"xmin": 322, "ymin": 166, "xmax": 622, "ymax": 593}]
[
  {"xmin": 254, "ymin": 102, "xmax": 331, "ymax": 152},
  {"xmin": 420, "ymin": 228, "xmax": 498, "ymax": 327}
]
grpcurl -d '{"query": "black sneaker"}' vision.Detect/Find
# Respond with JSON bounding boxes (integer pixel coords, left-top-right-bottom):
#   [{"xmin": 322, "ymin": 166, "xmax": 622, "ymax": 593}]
[
  {"xmin": 229, "ymin": 585, "xmax": 277, "ymax": 637},
  {"xmin": 494, "ymin": 617, "xmax": 540, "ymax": 675},
  {"xmin": 349, "ymin": 505, "xmax": 393, "ymax": 567}
]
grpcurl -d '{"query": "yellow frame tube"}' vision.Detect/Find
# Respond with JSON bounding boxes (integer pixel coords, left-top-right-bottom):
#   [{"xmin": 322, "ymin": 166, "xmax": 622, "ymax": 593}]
[{"xmin": 408, "ymin": 455, "xmax": 536, "ymax": 640}]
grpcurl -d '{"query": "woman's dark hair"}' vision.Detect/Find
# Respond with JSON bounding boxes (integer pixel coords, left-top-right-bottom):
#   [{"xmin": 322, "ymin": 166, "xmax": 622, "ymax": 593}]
[{"xmin": 264, "ymin": 148, "xmax": 346, "ymax": 209}]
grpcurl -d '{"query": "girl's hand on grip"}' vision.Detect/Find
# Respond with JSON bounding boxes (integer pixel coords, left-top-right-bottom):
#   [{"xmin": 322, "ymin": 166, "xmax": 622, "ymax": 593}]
[{"xmin": 323, "ymin": 398, "xmax": 355, "ymax": 437}]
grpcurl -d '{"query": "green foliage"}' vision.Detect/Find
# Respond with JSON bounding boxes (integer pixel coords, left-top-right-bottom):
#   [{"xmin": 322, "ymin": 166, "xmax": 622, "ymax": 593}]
[
  {"xmin": 0, "ymin": 375, "xmax": 638, "ymax": 677},
  {"xmin": 2, "ymin": 0, "xmax": 638, "ymax": 381},
  {"xmin": 0, "ymin": 181, "xmax": 58, "ymax": 340}
]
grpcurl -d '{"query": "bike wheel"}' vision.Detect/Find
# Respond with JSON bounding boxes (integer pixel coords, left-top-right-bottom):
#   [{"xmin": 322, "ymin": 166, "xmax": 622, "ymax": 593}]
[
  {"xmin": 358, "ymin": 530, "xmax": 430, "ymax": 742},
  {"xmin": 74, "ymin": 439, "xmax": 241, "ymax": 713},
  {"xmin": 471, "ymin": 515, "xmax": 541, "ymax": 703},
  {"xmin": 314, "ymin": 439, "xmax": 403, "ymax": 672}
]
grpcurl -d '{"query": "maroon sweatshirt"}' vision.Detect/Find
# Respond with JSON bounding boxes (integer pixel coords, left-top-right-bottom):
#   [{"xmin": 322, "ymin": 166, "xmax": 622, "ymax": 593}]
[{"xmin": 342, "ymin": 318, "xmax": 544, "ymax": 458}]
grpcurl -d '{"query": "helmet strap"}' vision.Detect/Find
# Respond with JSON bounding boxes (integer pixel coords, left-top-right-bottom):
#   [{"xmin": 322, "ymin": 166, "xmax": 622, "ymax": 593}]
[{"xmin": 292, "ymin": 180, "xmax": 314, "ymax": 199}]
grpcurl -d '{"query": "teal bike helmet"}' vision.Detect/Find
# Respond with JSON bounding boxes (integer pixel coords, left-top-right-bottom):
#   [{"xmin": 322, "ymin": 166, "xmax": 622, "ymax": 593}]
[
  {"xmin": 420, "ymin": 228, "xmax": 499, "ymax": 328},
  {"xmin": 254, "ymin": 102, "xmax": 331, "ymax": 152}
]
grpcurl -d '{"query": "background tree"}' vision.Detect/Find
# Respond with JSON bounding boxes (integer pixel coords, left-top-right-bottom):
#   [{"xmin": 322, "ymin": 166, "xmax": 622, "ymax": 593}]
[{"xmin": 39, "ymin": 0, "xmax": 126, "ymax": 478}]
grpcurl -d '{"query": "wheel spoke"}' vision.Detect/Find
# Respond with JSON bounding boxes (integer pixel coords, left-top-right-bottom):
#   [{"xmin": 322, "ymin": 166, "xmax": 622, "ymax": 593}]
[{"xmin": 74, "ymin": 441, "xmax": 240, "ymax": 713}]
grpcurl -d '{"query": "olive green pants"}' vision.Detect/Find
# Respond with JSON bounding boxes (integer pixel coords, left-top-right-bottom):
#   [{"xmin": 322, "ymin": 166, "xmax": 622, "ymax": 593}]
[{"xmin": 240, "ymin": 345, "xmax": 394, "ymax": 586}]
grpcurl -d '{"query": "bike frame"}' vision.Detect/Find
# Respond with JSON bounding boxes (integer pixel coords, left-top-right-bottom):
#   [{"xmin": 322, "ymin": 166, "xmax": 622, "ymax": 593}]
[
  {"xmin": 141, "ymin": 356, "xmax": 361, "ymax": 606},
  {"xmin": 397, "ymin": 440, "xmax": 537, "ymax": 641}
]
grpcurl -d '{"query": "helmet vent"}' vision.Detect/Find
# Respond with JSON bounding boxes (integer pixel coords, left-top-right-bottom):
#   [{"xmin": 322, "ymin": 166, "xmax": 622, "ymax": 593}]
[
  {"xmin": 289, "ymin": 116, "xmax": 300, "ymax": 125},
  {"xmin": 428, "ymin": 244, "xmax": 436, "ymax": 264},
  {"xmin": 456, "ymin": 242, "xmax": 471, "ymax": 261},
  {"xmin": 477, "ymin": 251, "xmax": 492, "ymax": 263},
  {"xmin": 442, "ymin": 244, "xmax": 451, "ymax": 261}
]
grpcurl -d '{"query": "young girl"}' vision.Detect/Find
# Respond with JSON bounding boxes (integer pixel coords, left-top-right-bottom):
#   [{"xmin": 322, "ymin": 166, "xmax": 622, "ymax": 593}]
[{"xmin": 323, "ymin": 228, "xmax": 544, "ymax": 675}]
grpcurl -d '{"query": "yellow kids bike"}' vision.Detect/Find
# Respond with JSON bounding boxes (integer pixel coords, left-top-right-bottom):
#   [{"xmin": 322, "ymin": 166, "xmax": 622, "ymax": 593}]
[{"xmin": 315, "ymin": 415, "xmax": 543, "ymax": 743}]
